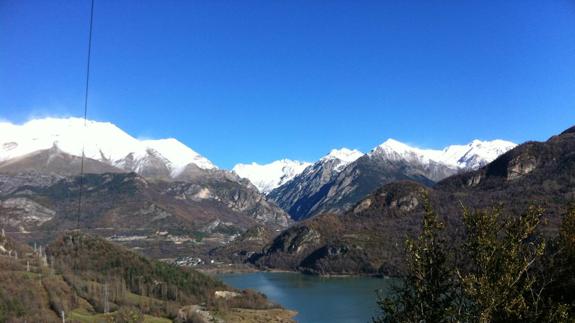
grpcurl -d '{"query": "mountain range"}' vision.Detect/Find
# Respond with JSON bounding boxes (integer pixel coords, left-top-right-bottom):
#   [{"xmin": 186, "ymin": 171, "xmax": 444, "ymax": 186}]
[
  {"xmin": 267, "ymin": 137, "xmax": 515, "ymax": 220},
  {"xmin": 0, "ymin": 116, "xmax": 521, "ymax": 271},
  {"xmin": 0, "ymin": 118, "xmax": 292, "ymax": 259},
  {"xmin": 249, "ymin": 126, "xmax": 575, "ymax": 275}
]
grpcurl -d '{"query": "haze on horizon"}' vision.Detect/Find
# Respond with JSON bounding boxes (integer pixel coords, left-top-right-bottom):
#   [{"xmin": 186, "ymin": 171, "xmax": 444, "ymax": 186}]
[{"xmin": 1, "ymin": 0, "xmax": 574, "ymax": 168}]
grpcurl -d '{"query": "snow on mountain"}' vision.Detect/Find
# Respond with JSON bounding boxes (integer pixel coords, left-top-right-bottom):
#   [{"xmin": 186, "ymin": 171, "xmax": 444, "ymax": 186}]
[
  {"xmin": 370, "ymin": 138, "xmax": 516, "ymax": 170},
  {"xmin": 0, "ymin": 117, "xmax": 215, "ymax": 176},
  {"xmin": 236, "ymin": 148, "xmax": 362, "ymax": 195},
  {"xmin": 141, "ymin": 138, "xmax": 215, "ymax": 175},
  {"xmin": 233, "ymin": 159, "xmax": 312, "ymax": 194},
  {"xmin": 320, "ymin": 148, "xmax": 364, "ymax": 172},
  {"xmin": 440, "ymin": 139, "xmax": 517, "ymax": 169}
]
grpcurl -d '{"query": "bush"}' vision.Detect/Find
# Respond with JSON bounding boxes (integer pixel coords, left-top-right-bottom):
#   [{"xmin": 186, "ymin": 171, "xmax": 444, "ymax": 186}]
[
  {"xmin": 109, "ymin": 306, "xmax": 144, "ymax": 323},
  {"xmin": 375, "ymin": 202, "xmax": 575, "ymax": 322}
]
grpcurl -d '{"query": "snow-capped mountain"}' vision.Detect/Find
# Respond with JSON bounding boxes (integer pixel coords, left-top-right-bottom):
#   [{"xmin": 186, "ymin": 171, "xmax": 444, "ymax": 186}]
[
  {"xmin": 320, "ymin": 148, "xmax": 364, "ymax": 172},
  {"xmin": 232, "ymin": 159, "xmax": 312, "ymax": 194},
  {"xmin": 269, "ymin": 139, "xmax": 516, "ymax": 221},
  {"xmin": 0, "ymin": 117, "xmax": 215, "ymax": 177},
  {"xmin": 440, "ymin": 139, "xmax": 518, "ymax": 169},
  {"xmin": 0, "ymin": 117, "xmax": 293, "ymax": 229},
  {"xmin": 0, "ymin": 117, "xmax": 517, "ymax": 223},
  {"xmin": 268, "ymin": 148, "xmax": 364, "ymax": 220},
  {"xmin": 370, "ymin": 138, "xmax": 517, "ymax": 170}
]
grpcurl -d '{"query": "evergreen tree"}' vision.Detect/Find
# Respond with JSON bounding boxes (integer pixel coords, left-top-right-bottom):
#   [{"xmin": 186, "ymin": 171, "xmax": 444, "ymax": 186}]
[
  {"xmin": 459, "ymin": 206, "xmax": 546, "ymax": 322},
  {"xmin": 374, "ymin": 203, "xmax": 575, "ymax": 322},
  {"xmin": 375, "ymin": 197, "xmax": 460, "ymax": 322}
]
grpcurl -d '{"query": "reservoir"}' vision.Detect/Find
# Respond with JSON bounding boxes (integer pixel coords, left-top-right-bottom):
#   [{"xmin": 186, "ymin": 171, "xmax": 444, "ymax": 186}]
[{"xmin": 217, "ymin": 272, "xmax": 395, "ymax": 323}]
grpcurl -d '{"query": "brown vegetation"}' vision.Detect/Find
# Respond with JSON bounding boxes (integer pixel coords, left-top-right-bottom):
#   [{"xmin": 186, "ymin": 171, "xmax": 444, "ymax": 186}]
[{"xmin": 0, "ymin": 232, "xmax": 285, "ymax": 322}]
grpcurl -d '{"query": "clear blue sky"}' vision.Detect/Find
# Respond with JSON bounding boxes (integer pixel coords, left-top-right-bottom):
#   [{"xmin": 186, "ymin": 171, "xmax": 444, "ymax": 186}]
[{"xmin": 1, "ymin": 0, "xmax": 574, "ymax": 169}]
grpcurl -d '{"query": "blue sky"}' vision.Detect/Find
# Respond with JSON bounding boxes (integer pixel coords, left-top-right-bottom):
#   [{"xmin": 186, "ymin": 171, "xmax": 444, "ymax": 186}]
[{"xmin": 1, "ymin": 0, "xmax": 574, "ymax": 169}]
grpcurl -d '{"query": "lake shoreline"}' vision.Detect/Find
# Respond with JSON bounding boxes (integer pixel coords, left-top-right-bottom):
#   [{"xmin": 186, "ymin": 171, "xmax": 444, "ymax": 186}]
[{"xmin": 200, "ymin": 264, "xmax": 392, "ymax": 279}]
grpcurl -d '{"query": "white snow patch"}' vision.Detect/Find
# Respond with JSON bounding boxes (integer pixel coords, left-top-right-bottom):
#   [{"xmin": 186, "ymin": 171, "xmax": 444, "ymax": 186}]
[
  {"xmin": 370, "ymin": 138, "xmax": 516, "ymax": 169},
  {"xmin": 142, "ymin": 138, "xmax": 215, "ymax": 176},
  {"xmin": 233, "ymin": 159, "xmax": 312, "ymax": 193},
  {"xmin": 320, "ymin": 148, "xmax": 364, "ymax": 172},
  {"xmin": 193, "ymin": 187, "xmax": 214, "ymax": 200},
  {"xmin": 0, "ymin": 117, "xmax": 216, "ymax": 176}
]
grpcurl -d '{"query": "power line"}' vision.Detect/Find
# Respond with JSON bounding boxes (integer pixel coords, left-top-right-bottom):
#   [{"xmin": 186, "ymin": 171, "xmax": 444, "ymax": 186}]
[
  {"xmin": 77, "ymin": 0, "xmax": 95, "ymax": 230},
  {"xmin": 70, "ymin": 4, "xmax": 96, "ymax": 315}
]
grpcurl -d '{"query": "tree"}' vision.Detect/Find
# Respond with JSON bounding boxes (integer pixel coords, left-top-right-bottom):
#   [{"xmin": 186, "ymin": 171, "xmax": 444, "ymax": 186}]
[
  {"xmin": 375, "ymin": 197, "xmax": 460, "ymax": 322},
  {"xmin": 374, "ymin": 203, "xmax": 574, "ymax": 322},
  {"xmin": 557, "ymin": 206, "xmax": 575, "ymax": 305},
  {"xmin": 540, "ymin": 206, "xmax": 575, "ymax": 320},
  {"xmin": 459, "ymin": 206, "xmax": 547, "ymax": 322}
]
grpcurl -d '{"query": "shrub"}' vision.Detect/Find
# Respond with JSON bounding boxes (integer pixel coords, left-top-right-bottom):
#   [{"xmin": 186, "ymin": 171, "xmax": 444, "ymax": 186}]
[{"xmin": 375, "ymin": 203, "xmax": 575, "ymax": 322}]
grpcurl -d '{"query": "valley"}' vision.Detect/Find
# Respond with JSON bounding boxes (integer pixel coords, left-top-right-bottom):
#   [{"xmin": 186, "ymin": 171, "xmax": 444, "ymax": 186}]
[
  {"xmin": 3, "ymin": 2, "xmax": 573, "ymax": 321},
  {"xmin": 0, "ymin": 118, "xmax": 573, "ymax": 322},
  {"xmin": 0, "ymin": 117, "xmax": 519, "ymax": 272}
]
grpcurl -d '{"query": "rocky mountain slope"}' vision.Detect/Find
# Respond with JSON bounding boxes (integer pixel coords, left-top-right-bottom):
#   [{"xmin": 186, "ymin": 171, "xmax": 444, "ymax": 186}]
[
  {"xmin": 0, "ymin": 145, "xmax": 125, "ymax": 176},
  {"xmin": 269, "ymin": 139, "xmax": 515, "ymax": 221},
  {"xmin": 0, "ymin": 118, "xmax": 292, "ymax": 260},
  {"xmin": 0, "ymin": 152, "xmax": 290, "ymax": 260},
  {"xmin": 251, "ymin": 127, "xmax": 573, "ymax": 276},
  {"xmin": 268, "ymin": 148, "xmax": 364, "ymax": 220}
]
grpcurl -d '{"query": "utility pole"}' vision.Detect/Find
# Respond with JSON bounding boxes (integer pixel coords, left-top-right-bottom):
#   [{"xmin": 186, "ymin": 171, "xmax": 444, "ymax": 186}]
[{"xmin": 104, "ymin": 282, "xmax": 109, "ymax": 313}]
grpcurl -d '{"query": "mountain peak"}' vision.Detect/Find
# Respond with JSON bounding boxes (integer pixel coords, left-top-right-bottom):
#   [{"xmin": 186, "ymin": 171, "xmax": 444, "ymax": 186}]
[
  {"xmin": 232, "ymin": 159, "xmax": 312, "ymax": 193},
  {"xmin": 320, "ymin": 148, "xmax": 364, "ymax": 172},
  {"xmin": 322, "ymin": 148, "xmax": 363, "ymax": 162},
  {"xmin": 379, "ymin": 138, "xmax": 411, "ymax": 150},
  {"xmin": 442, "ymin": 139, "xmax": 517, "ymax": 169},
  {"xmin": 0, "ymin": 117, "xmax": 216, "ymax": 177},
  {"xmin": 373, "ymin": 139, "xmax": 421, "ymax": 157},
  {"xmin": 370, "ymin": 138, "xmax": 516, "ymax": 169},
  {"xmin": 141, "ymin": 137, "xmax": 215, "ymax": 176},
  {"xmin": 369, "ymin": 139, "xmax": 434, "ymax": 165}
]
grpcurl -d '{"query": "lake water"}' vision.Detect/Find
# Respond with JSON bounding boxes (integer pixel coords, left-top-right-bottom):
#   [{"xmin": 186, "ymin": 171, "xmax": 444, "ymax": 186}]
[{"xmin": 217, "ymin": 272, "xmax": 396, "ymax": 323}]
